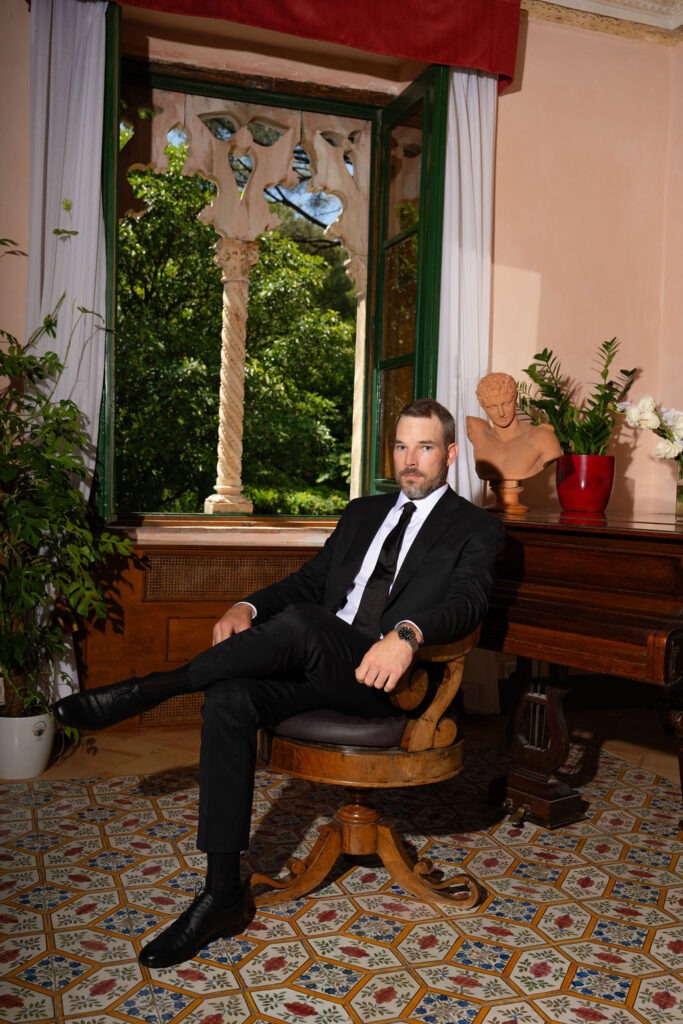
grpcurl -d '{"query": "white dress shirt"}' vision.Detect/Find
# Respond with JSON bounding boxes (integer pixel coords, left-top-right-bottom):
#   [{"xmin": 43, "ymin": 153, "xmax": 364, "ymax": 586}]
[
  {"xmin": 335, "ymin": 484, "xmax": 448, "ymax": 630},
  {"xmin": 238, "ymin": 485, "xmax": 448, "ymax": 636}
]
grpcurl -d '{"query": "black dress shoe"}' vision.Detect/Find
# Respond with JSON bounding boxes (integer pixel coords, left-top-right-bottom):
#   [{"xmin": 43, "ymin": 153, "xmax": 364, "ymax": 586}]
[
  {"xmin": 53, "ymin": 678, "xmax": 142, "ymax": 731},
  {"xmin": 138, "ymin": 891, "xmax": 252, "ymax": 969}
]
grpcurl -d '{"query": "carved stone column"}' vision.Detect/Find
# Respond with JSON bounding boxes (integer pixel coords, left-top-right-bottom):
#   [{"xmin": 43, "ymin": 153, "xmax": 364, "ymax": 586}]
[{"xmin": 204, "ymin": 238, "xmax": 259, "ymax": 514}]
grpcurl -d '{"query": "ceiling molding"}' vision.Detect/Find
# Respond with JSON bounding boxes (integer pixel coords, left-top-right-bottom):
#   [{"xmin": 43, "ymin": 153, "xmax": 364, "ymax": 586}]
[{"xmin": 522, "ymin": 0, "xmax": 683, "ymax": 41}]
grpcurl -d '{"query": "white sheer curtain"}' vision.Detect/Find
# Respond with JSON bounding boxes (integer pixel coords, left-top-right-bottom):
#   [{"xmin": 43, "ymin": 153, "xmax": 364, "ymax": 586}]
[
  {"xmin": 437, "ymin": 67, "xmax": 497, "ymax": 504},
  {"xmin": 436, "ymin": 67, "xmax": 499, "ymax": 713},
  {"xmin": 26, "ymin": 0, "xmax": 108, "ymax": 697}
]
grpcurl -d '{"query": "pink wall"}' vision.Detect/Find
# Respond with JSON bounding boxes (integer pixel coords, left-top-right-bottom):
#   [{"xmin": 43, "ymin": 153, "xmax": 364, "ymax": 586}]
[
  {"xmin": 0, "ymin": 1, "xmax": 31, "ymax": 345},
  {"xmin": 492, "ymin": 15, "xmax": 682, "ymax": 514},
  {"xmin": 2, "ymin": 3, "xmax": 680, "ymax": 514}
]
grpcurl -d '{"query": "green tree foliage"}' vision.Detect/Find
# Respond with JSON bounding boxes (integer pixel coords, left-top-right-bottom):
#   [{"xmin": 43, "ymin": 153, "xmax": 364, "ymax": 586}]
[
  {"xmin": 243, "ymin": 232, "xmax": 354, "ymax": 510},
  {"xmin": 116, "ymin": 145, "xmax": 222, "ymax": 512},
  {"xmin": 115, "ymin": 142, "xmax": 355, "ymax": 515}
]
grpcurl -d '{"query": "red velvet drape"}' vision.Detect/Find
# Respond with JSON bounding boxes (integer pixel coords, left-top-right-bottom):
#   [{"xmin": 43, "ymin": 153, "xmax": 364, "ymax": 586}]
[{"xmin": 120, "ymin": 0, "xmax": 521, "ymax": 83}]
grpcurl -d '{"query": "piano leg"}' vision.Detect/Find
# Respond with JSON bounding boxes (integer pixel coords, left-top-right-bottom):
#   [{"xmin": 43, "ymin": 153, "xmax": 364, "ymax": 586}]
[{"xmin": 495, "ymin": 659, "xmax": 586, "ymax": 829}]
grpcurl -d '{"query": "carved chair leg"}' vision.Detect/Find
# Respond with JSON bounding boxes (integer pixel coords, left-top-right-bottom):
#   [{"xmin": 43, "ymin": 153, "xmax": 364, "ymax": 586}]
[
  {"xmin": 249, "ymin": 792, "xmax": 483, "ymax": 911},
  {"xmin": 250, "ymin": 823, "xmax": 343, "ymax": 907},
  {"xmin": 375, "ymin": 821, "xmax": 482, "ymax": 910}
]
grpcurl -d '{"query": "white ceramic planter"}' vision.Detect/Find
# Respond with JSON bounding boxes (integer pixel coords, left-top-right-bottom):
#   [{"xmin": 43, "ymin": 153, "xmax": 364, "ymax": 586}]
[{"xmin": 0, "ymin": 713, "xmax": 56, "ymax": 779}]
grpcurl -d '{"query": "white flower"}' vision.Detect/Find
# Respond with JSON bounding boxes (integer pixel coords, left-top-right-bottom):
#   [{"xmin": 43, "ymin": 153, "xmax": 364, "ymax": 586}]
[
  {"xmin": 625, "ymin": 405, "xmax": 641, "ymax": 427},
  {"xmin": 636, "ymin": 395, "xmax": 656, "ymax": 414},
  {"xmin": 654, "ymin": 438, "xmax": 683, "ymax": 459},
  {"xmin": 638, "ymin": 411, "xmax": 661, "ymax": 430},
  {"xmin": 671, "ymin": 414, "xmax": 683, "ymax": 439}
]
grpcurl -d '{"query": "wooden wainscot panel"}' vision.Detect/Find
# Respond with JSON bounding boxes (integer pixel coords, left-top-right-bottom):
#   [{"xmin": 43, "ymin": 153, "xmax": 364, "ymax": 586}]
[{"xmin": 83, "ymin": 540, "xmax": 318, "ymax": 727}]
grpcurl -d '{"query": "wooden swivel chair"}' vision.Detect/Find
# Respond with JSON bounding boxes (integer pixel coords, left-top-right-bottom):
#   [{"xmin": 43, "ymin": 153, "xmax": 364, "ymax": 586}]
[{"xmin": 250, "ymin": 627, "xmax": 483, "ymax": 910}]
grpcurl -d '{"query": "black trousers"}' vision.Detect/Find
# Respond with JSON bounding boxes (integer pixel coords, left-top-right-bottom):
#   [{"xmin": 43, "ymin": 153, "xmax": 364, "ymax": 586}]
[{"xmin": 187, "ymin": 603, "xmax": 400, "ymax": 852}]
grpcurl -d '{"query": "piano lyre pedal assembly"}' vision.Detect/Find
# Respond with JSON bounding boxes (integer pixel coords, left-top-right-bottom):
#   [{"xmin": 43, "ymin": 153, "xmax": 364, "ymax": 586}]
[{"xmin": 480, "ymin": 510, "xmax": 683, "ymax": 828}]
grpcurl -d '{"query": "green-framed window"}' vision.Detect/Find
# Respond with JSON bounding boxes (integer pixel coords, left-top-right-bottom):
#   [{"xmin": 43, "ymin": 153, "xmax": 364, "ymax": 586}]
[
  {"xmin": 365, "ymin": 66, "xmax": 450, "ymax": 493},
  {"xmin": 99, "ymin": 9, "xmax": 449, "ymax": 520}
]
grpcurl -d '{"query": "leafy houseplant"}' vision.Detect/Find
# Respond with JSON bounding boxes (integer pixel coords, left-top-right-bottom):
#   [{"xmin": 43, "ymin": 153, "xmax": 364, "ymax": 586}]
[
  {"xmin": 517, "ymin": 338, "xmax": 637, "ymax": 456},
  {"xmin": 0, "ymin": 238, "xmax": 133, "ymax": 738},
  {"xmin": 517, "ymin": 339, "xmax": 637, "ymax": 514}
]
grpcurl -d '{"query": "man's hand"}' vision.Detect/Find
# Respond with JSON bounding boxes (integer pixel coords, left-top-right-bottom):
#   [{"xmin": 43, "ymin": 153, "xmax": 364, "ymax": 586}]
[
  {"xmin": 355, "ymin": 631, "xmax": 416, "ymax": 693},
  {"xmin": 212, "ymin": 603, "xmax": 254, "ymax": 645}
]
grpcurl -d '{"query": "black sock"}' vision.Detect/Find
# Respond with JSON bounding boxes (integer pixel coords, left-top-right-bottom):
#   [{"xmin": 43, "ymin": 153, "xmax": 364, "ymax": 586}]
[
  {"xmin": 136, "ymin": 664, "xmax": 193, "ymax": 709},
  {"xmin": 205, "ymin": 851, "xmax": 242, "ymax": 905}
]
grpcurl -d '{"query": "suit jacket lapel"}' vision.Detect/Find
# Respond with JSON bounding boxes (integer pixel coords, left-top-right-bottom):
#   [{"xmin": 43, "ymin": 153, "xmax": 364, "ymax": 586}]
[
  {"xmin": 325, "ymin": 492, "xmax": 397, "ymax": 611},
  {"xmin": 387, "ymin": 489, "xmax": 460, "ymax": 606}
]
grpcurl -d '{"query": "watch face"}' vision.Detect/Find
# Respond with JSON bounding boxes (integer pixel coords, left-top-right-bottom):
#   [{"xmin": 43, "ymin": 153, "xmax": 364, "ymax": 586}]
[{"xmin": 398, "ymin": 626, "xmax": 417, "ymax": 647}]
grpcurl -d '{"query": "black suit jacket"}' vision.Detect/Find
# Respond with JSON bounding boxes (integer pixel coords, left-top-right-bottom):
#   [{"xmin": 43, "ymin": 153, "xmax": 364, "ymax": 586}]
[{"xmin": 246, "ymin": 489, "xmax": 506, "ymax": 647}]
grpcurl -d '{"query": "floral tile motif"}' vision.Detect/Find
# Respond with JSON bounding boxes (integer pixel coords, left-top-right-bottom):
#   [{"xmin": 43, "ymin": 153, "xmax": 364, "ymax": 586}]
[
  {"xmin": 310, "ymin": 934, "xmax": 402, "ymax": 970},
  {"xmin": 479, "ymin": 999, "xmax": 548, "ymax": 1024},
  {"xmin": 60, "ymin": 963, "xmax": 144, "ymax": 1015},
  {"xmin": 251, "ymin": 986, "xmax": 353, "ymax": 1022},
  {"xmin": 587, "ymin": 897, "xmax": 675, "ymax": 928},
  {"xmin": 181, "ymin": 993, "xmax": 251, "ymax": 1023},
  {"xmin": 294, "ymin": 959, "xmax": 364, "ymax": 997},
  {"xmin": 150, "ymin": 960, "xmax": 240, "ymax": 993},
  {"xmin": 589, "ymin": 917, "xmax": 651, "ymax": 950},
  {"xmin": 345, "ymin": 912, "xmax": 406, "ymax": 945},
  {"xmin": 2, "ymin": 751, "xmax": 683, "ymax": 1024},
  {"xmin": 293, "ymin": 897, "xmax": 357, "ymax": 936},
  {"xmin": 634, "ymin": 975, "xmax": 683, "ymax": 1023},
  {"xmin": 535, "ymin": 993, "xmax": 643, "ymax": 1022},
  {"xmin": 410, "ymin": 989, "xmax": 480, "ymax": 1022},
  {"xmin": 0, "ymin": 981, "xmax": 55, "ymax": 1023},
  {"xmin": 536, "ymin": 902, "xmax": 592, "ymax": 942},
  {"xmin": 52, "ymin": 927, "xmax": 136, "ymax": 963},
  {"xmin": 486, "ymin": 875, "xmax": 561, "ymax": 902},
  {"xmin": 44, "ymin": 866, "xmax": 117, "ymax": 891},
  {"xmin": 0, "ymin": 934, "xmax": 46, "ymax": 975},
  {"xmin": 395, "ymin": 920, "xmax": 460, "ymax": 963},
  {"xmin": 465, "ymin": 847, "xmax": 517, "ymax": 877},
  {"xmin": 455, "ymin": 913, "xmax": 539, "ymax": 948},
  {"xmin": 50, "ymin": 888, "xmax": 124, "ymax": 929},
  {"xmin": 243, "ymin": 912, "xmax": 297, "ymax": 942},
  {"xmin": 561, "ymin": 865, "xmax": 612, "ymax": 900},
  {"xmin": 609, "ymin": 879, "xmax": 664, "ymax": 906},
  {"xmin": 509, "ymin": 947, "xmax": 573, "ymax": 994},
  {"xmin": 354, "ymin": 892, "xmax": 437, "ymax": 921},
  {"xmin": 418, "ymin": 962, "xmax": 516, "ymax": 1000},
  {"xmin": 350, "ymin": 969, "xmax": 421, "ymax": 1019},
  {"xmin": 238, "ymin": 940, "xmax": 310, "ymax": 987},
  {"xmin": 569, "ymin": 966, "xmax": 634, "ymax": 1004},
  {"xmin": 648, "ymin": 926, "xmax": 683, "ymax": 970},
  {"xmin": 563, "ymin": 940, "xmax": 661, "ymax": 976},
  {"xmin": 0, "ymin": 905, "xmax": 45, "ymax": 935}
]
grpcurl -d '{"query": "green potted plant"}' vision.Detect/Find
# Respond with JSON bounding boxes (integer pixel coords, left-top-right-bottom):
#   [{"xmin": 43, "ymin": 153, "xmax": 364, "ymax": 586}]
[
  {"xmin": 0, "ymin": 238, "xmax": 133, "ymax": 778},
  {"xmin": 517, "ymin": 338, "xmax": 637, "ymax": 513}
]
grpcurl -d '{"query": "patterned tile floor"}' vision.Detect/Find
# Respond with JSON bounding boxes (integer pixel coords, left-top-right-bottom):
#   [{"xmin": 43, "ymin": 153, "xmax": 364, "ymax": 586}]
[{"xmin": 1, "ymin": 746, "xmax": 682, "ymax": 1024}]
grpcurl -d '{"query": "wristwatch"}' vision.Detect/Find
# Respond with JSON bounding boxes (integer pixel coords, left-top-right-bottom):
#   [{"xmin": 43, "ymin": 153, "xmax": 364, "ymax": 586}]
[{"xmin": 396, "ymin": 624, "xmax": 420, "ymax": 652}]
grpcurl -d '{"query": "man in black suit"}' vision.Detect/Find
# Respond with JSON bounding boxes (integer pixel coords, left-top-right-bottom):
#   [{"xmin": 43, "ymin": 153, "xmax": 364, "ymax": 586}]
[{"xmin": 54, "ymin": 398, "xmax": 505, "ymax": 968}]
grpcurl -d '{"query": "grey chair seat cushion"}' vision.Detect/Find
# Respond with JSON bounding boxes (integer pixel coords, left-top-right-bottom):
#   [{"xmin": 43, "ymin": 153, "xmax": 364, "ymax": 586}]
[{"xmin": 274, "ymin": 709, "xmax": 407, "ymax": 748}]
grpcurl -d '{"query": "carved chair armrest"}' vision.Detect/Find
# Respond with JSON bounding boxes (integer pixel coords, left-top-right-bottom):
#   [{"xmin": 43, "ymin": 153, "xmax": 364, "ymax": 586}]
[{"xmin": 390, "ymin": 626, "xmax": 480, "ymax": 752}]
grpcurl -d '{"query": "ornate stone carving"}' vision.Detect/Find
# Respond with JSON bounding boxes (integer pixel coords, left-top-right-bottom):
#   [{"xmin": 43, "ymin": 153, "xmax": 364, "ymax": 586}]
[
  {"xmin": 120, "ymin": 89, "xmax": 371, "ymax": 513},
  {"xmin": 522, "ymin": 0, "xmax": 683, "ymax": 43}
]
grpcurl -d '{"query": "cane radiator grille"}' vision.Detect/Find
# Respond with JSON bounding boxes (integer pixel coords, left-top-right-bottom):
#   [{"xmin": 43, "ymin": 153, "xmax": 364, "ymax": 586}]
[
  {"xmin": 140, "ymin": 691, "xmax": 204, "ymax": 726},
  {"xmin": 144, "ymin": 553, "xmax": 310, "ymax": 601}
]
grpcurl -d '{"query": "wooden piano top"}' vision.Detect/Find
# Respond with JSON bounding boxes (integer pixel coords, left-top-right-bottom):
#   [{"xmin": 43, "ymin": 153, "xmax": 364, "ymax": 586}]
[{"xmin": 479, "ymin": 509, "xmax": 683, "ymax": 686}]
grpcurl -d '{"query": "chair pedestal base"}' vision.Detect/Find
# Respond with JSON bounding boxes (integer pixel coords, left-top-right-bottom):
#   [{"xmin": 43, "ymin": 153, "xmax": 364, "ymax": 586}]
[{"xmin": 249, "ymin": 794, "xmax": 483, "ymax": 910}]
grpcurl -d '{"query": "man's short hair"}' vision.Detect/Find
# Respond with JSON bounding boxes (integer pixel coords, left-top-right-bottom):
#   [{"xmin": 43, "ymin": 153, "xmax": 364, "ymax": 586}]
[{"xmin": 396, "ymin": 398, "xmax": 456, "ymax": 447}]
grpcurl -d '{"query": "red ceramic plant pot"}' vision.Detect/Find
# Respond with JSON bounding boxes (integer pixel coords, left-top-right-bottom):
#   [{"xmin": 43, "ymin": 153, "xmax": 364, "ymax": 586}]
[{"xmin": 555, "ymin": 454, "xmax": 615, "ymax": 513}]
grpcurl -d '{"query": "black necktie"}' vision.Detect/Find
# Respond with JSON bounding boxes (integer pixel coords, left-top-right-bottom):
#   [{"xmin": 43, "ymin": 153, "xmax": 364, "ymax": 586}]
[{"xmin": 352, "ymin": 501, "xmax": 417, "ymax": 637}]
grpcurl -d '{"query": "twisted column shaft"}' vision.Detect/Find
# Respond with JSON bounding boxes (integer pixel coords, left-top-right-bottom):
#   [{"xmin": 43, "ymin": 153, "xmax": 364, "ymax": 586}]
[{"xmin": 204, "ymin": 237, "xmax": 259, "ymax": 514}]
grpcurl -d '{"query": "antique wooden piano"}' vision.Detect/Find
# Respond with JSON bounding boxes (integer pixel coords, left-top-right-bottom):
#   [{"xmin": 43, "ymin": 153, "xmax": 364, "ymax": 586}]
[{"xmin": 479, "ymin": 509, "xmax": 683, "ymax": 827}]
